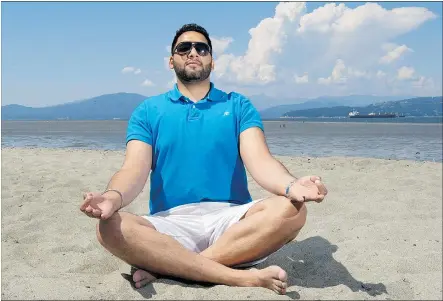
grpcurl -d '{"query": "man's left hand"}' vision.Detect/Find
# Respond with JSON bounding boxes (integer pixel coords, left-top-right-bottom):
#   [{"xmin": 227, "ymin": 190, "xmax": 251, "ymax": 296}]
[{"xmin": 288, "ymin": 175, "xmax": 328, "ymax": 203}]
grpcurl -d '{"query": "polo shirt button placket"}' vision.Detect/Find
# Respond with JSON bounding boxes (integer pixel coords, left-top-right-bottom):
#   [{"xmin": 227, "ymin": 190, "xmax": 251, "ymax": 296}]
[{"xmin": 188, "ymin": 103, "xmax": 201, "ymax": 121}]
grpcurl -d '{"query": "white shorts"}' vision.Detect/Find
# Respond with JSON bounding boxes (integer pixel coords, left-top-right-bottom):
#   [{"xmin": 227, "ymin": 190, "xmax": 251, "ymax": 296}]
[{"xmin": 143, "ymin": 199, "xmax": 268, "ymax": 268}]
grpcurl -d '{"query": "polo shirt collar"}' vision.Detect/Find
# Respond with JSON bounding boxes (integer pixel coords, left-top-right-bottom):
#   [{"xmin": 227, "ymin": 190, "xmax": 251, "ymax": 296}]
[{"xmin": 168, "ymin": 82, "xmax": 225, "ymax": 102}]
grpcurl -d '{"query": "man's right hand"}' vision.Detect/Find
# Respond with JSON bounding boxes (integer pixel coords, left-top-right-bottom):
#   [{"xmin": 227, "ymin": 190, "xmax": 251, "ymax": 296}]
[{"xmin": 80, "ymin": 192, "xmax": 119, "ymax": 220}]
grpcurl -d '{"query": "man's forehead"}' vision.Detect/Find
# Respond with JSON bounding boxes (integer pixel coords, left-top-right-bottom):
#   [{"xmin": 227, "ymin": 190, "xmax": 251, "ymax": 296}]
[{"xmin": 177, "ymin": 31, "xmax": 208, "ymax": 43}]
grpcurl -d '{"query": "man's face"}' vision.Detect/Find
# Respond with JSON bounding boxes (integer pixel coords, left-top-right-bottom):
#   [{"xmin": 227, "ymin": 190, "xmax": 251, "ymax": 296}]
[{"xmin": 169, "ymin": 31, "xmax": 213, "ymax": 83}]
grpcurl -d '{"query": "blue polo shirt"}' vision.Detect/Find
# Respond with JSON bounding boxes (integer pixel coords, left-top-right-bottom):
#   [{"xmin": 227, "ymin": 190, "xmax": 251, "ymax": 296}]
[{"xmin": 126, "ymin": 83, "xmax": 264, "ymax": 215}]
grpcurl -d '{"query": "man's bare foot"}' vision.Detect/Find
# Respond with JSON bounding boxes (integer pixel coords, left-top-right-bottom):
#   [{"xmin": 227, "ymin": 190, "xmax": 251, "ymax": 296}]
[
  {"xmin": 130, "ymin": 265, "xmax": 287, "ymax": 293},
  {"xmin": 250, "ymin": 266, "xmax": 288, "ymax": 294},
  {"xmin": 132, "ymin": 269, "xmax": 157, "ymax": 288}
]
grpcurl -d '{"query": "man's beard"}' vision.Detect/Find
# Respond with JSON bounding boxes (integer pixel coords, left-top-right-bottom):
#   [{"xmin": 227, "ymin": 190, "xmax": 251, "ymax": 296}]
[{"xmin": 173, "ymin": 61, "xmax": 212, "ymax": 83}]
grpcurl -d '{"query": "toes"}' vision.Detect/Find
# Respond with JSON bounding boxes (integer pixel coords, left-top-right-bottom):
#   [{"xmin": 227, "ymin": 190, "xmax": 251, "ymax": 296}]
[
  {"xmin": 136, "ymin": 277, "xmax": 154, "ymax": 288},
  {"xmin": 132, "ymin": 269, "xmax": 157, "ymax": 285},
  {"xmin": 278, "ymin": 269, "xmax": 288, "ymax": 282},
  {"xmin": 132, "ymin": 270, "xmax": 142, "ymax": 282},
  {"xmin": 133, "ymin": 269, "xmax": 149, "ymax": 282},
  {"xmin": 273, "ymin": 279, "xmax": 287, "ymax": 294},
  {"xmin": 272, "ymin": 283, "xmax": 286, "ymax": 295},
  {"xmin": 274, "ymin": 280, "xmax": 287, "ymax": 289}
]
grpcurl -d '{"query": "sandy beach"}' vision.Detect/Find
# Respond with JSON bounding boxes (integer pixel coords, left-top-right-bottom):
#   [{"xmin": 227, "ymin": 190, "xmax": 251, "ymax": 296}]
[{"xmin": 1, "ymin": 147, "xmax": 442, "ymax": 300}]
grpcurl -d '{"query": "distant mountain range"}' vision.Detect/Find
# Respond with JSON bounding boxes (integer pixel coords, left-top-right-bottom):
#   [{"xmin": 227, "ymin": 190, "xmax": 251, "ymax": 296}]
[
  {"xmin": 283, "ymin": 96, "xmax": 443, "ymax": 118},
  {"xmin": 1, "ymin": 92, "xmax": 441, "ymax": 121},
  {"xmin": 257, "ymin": 95, "xmax": 411, "ymax": 119},
  {"xmin": 1, "ymin": 93, "xmax": 147, "ymax": 120}
]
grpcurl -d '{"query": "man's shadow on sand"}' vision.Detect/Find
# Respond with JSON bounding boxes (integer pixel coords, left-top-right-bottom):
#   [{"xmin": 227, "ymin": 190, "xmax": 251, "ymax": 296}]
[{"xmin": 121, "ymin": 236, "xmax": 387, "ymax": 299}]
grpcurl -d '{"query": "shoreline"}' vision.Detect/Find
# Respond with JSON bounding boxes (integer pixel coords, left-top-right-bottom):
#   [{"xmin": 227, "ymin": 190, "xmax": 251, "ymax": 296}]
[
  {"xmin": 263, "ymin": 119, "xmax": 443, "ymax": 126},
  {"xmin": 2, "ymin": 146, "xmax": 441, "ymax": 164},
  {"xmin": 2, "ymin": 118, "xmax": 442, "ymax": 126}
]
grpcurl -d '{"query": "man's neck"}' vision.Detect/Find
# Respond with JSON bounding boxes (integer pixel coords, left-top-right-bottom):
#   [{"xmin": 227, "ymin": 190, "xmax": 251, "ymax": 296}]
[{"xmin": 176, "ymin": 79, "xmax": 211, "ymax": 103}]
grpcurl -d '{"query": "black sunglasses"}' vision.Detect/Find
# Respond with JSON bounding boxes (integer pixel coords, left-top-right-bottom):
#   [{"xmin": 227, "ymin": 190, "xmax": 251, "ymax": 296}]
[{"xmin": 173, "ymin": 42, "xmax": 212, "ymax": 56}]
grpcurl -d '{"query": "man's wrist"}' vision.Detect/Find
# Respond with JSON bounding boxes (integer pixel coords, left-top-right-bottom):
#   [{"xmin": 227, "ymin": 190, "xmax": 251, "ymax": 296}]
[
  {"xmin": 102, "ymin": 189, "xmax": 124, "ymax": 210},
  {"xmin": 284, "ymin": 178, "xmax": 297, "ymax": 198}
]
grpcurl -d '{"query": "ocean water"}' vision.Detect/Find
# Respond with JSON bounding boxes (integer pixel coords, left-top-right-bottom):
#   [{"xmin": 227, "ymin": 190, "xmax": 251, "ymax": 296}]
[{"xmin": 1, "ymin": 118, "xmax": 442, "ymax": 162}]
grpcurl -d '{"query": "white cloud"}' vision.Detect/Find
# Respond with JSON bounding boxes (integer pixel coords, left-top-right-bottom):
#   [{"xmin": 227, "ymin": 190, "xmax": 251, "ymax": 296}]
[
  {"xmin": 297, "ymin": 3, "xmax": 348, "ymax": 34},
  {"xmin": 412, "ymin": 76, "xmax": 434, "ymax": 89},
  {"xmin": 412, "ymin": 76, "xmax": 426, "ymax": 87},
  {"xmin": 348, "ymin": 67, "xmax": 371, "ymax": 79},
  {"xmin": 298, "ymin": 3, "xmax": 436, "ymax": 36},
  {"xmin": 164, "ymin": 45, "xmax": 174, "ymax": 71},
  {"xmin": 213, "ymin": 53, "xmax": 235, "ymax": 79},
  {"xmin": 214, "ymin": 2, "xmax": 307, "ymax": 84},
  {"xmin": 379, "ymin": 44, "xmax": 413, "ymax": 64},
  {"xmin": 122, "ymin": 66, "xmax": 142, "ymax": 75},
  {"xmin": 390, "ymin": 66, "xmax": 437, "ymax": 94},
  {"xmin": 211, "ymin": 37, "xmax": 234, "ymax": 56},
  {"xmin": 164, "ymin": 57, "xmax": 171, "ymax": 71},
  {"xmin": 389, "ymin": 69, "xmax": 437, "ymax": 95},
  {"xmin": 295, "ymin": 2, "xmax": 437, "ymax": 68},
  {"xmin": 376, "ymin": 70, "xmax": 387, "ymax": 78},
  {"xmin": 294, "ymin": 73, "xmax": 309, "ymax": 84},
  {"xmin": 122, "ymin": 66, "xmax": 135, "ymax": 74},
  {"xmin": 141, "ymin": 79, "xmax": 155, "ymax": 87},
  {"xmin": 211, "ymin": 2, "xmax": 437, "ymax": 92},
  {"xmin": 150, "ymin": 2, "xmax": 439, "ymax": 98},
  {"xmin": 166, "ymin": 78, "xmax": 176, "ymax": 89},
  {"xmin": 318, "ymin": 59, "xmax": 348, "ymax": 85},
  {"xmin": 397, "ymin": 66, "xmax": 415, "ymax": 80}
]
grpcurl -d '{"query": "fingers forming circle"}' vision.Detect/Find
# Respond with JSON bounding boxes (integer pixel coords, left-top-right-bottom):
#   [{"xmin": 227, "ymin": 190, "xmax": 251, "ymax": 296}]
[{"xmin": 92, "ymin": 209, "xmax": 102, "ymax": 217}]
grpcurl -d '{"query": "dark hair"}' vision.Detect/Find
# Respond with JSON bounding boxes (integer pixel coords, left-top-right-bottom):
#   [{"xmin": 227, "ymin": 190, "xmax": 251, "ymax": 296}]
[{"xmin": 171, "ymin": 23, "xmax": 212, "ymax": 55}]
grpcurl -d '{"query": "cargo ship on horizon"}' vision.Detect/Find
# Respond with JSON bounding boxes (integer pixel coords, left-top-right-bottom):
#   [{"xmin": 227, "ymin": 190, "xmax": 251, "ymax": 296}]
[{"xmin": 348, "ymin": 110, "xmax": 405, "ymax": 118}]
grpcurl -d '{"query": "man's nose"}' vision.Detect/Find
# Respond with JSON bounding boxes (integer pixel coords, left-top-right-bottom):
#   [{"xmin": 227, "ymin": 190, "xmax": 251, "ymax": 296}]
[{"xmin": 187, "ymin": 46, "xmax": 199, "ymax": 58}]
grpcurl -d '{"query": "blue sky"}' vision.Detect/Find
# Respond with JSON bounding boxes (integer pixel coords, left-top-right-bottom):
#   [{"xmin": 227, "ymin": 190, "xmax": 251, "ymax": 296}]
[{"xmin": 1, "ymin": 1, "xmax": 442, "ymax": 107}]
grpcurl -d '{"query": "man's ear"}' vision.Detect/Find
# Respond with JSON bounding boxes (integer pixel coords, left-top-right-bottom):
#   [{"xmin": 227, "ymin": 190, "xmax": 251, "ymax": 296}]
[
  {"xmin": 169, "ymin": 56, "xmax": 174, "ymax": 69},
  {"xmin": 211, "ymin": 59, "xmax": 215, "ymax": 71}
]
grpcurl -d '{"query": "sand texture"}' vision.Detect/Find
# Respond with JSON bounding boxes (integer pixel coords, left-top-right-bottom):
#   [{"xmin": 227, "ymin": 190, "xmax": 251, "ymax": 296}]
[{"xmin": 1, "ymin": 147, "xmax": 442, "ymax": 300}]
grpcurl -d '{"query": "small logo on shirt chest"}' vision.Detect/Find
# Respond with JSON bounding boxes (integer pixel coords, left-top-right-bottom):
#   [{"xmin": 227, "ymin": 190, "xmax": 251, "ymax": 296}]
[{"xmin": 223, "ymin": 111, "xmax": 230, "ymax": 116}]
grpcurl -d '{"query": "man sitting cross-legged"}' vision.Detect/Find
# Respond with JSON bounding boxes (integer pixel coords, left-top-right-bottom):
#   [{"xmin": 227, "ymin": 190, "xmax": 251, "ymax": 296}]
[{"xmin": 80, "ymin": 23, "xmax": 328, "ymax": 295}]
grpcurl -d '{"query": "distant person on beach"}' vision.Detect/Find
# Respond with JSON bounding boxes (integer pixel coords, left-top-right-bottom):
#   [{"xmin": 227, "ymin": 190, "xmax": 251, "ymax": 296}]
[{"xmin": 80, "ymin": 23, "xmax": 328, "ymax": 295}]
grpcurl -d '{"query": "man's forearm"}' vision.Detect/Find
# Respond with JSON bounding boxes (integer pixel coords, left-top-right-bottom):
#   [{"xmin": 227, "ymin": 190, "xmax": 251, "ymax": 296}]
[
  {"xmin": 104, "ymin": 167, "xmax": 149, "ymax": 209},
  {"xmin": 251, "ymin": 157, "xmax": 297, "ymax": 196}
]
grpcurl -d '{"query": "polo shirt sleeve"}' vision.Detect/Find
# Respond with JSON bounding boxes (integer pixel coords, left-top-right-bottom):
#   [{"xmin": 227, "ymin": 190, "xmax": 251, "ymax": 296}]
[
  {"xmin": 126, "ymin": 100, "xmax": 153, "ymax": 145},
  {"xmin": 239, "ymin": 96, "xmax": 264, "ymax": 133}
]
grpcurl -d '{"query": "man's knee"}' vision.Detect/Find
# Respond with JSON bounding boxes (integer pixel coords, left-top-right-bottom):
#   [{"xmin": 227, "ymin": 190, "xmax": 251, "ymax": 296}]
[
  {"xmin": 96, "ymin": 212, "xmax": 155, "ymax": 248},
  {"xmin": 96, "ymin": 212, "xmax": 129, "ymax": 247},
  {"xmin": 267, "ymin": 196, "xmax": 307, "ymax": 230}
]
